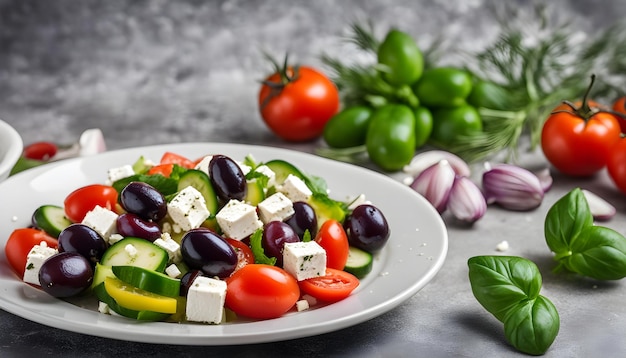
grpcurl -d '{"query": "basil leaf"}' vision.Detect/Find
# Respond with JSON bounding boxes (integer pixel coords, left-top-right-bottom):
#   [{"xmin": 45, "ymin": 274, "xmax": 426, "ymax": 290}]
[
  {"xmin": 544, "ymin": 187, "xmax": 593, "ymax": 256},
  {"xmin": 503, "ymin": 296, "xmax": 560, "ymax": 356},
  {"xmin": 561, "ymin": 225, "xmax": 626, "ymax": 280},
  {"xmin": 468, "ymin": 256, "xmax": 541, "ymax": 322},
  {"xmin": 249, "ymin": 229, "xmax": 276, "ymax": 265}
]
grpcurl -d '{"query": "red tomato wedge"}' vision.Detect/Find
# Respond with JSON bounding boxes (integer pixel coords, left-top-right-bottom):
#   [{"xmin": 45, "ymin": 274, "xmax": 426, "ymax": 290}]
[
  {"xmin": 5, "ymin": 228, "xmax": 58, "ymax": 278},
  {"xmin": 227, "ymin": 238, "xmax": 255, "ymax": 273},
  {"xmin": 159, "ymin": 152, "xmax": 195, "ymax": 169},
  {"xmin": 64, "ymin": 184, "xmax": 118, "ymax": 223},
  {"xmin": 298, "ymin": 268, "xmax": 359, "ymax": 302},
  {"xmin": 315, "ymin": 219, "xmax": 349, "ymax": 270},
  {"xmin": 147, "ymin": 164, "xmax": 174, "ymax": 177}
]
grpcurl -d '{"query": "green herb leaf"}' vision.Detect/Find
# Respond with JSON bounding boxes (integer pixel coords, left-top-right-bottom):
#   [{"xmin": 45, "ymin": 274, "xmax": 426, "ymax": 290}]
[
  {"xmin": 561, "ymin": 225, "xmax": 626, "ymax": 280},
  {"xmin": 112, "ymin": 174, "xmax": 179, "ymax": 196},
  {"xmin": 503, "ymin": 295, "xmax": 560, "ymax": 356},
  {"xmin": 468, "ymin": 256, "xmax": 542, "ymax": 322},
  {"xmin": 249, "ymin": 229, "xmax": 276, "ymax": 265},
  {"xmin": 544, "ymin": 187, "xmax": 593, "ymax": 256}
]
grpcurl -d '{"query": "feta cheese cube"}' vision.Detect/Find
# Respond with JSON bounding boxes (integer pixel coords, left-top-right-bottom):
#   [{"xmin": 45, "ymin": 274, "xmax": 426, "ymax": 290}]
[
  {"xmin": 236, "ymin": 161, "xmax": 252, "ymax": 176},
  {"xmin": 257, "ymin": 192, "xmax": 294, "ymax": 224},
  {"xmin": 278, "ymin": 174, "xmax": 312, "ymax": 202},
  {"xmin": 165, "ymin": 264, "xmax": 182, "ymax": 278},
  {"xmin": 167, "ymin": 186, "xmax": 210, "ymax": 231},
  {"xmin": 154, "ymin": 233, "xmax": 182, "ymax": 263},
  {"xmin": 194, "ymin": 155, "xmax": 213, "ymax": 175},
  {"xmin": 282, "ymin": 241, "xmax": 327, "ymax": 281},
  {"xmin": 23, "ymin": 242, "xmax": 58, "ymax": 286},
  {"xmin": 108, "ymin": 233, "xmax": 124, "ymax": 245},
  {"xmin": 82, "ymin": 205, "xmax": 118, "ymax": 243},
  {"xmin": 185, "ymin": 276, "xmax": 227, "ymax": 324},
  {"xmin": 106, "ymin": 165, "xmax": 135, "ymax": 184},
  {"xmin": 216, "ymin": 200, "xmax": 263, "ymax": 240},
  {"xmin": 296, "ymin": 299, "xmax": 310, "ymax": 312},
  {"xmin": 98, "ymin": 301, "xmax": 111, "ymax": 314},
  {"xmin": 125, "ymin": 243, "xmax": 138, "ymax": 257}
]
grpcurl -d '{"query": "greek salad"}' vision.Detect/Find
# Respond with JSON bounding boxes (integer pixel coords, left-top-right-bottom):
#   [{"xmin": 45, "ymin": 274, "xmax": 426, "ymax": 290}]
[{"xmin": 4, "ymin": 151, "xmax": 390, "ymax": 324}]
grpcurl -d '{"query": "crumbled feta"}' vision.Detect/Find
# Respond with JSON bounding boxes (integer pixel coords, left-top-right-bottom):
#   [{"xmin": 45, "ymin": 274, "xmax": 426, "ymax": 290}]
[
  {"xmin": 253, "ymin": 164, "xmax": 276, "ymax": 188},
  {"xmin": 23, "ymin": 242, "xmax": 58, "ymax": 286},
  {"xmin": 496, "ymin": 240, "xmax": 510, "ymax": 252},
  {"xmin": 296, "ymin": 299, "xmax": 310, "ymax": 312},
  {"xmin": 194, "ymin": 155, "xmax": 213, "ymax": 175},
  {"xmin": 81, "ymin": 205, "xmax": 118, "ymax": 243},
  {"xmin": 167, "ymin": 186, "xmax": 211, "ymax": 231},
  {"xmin": 216, "ymin": 200, "xmax": 263, "ymax": 240},
  {"xmin": 125, "ymin": 244, "xmax": 138, "ymax": 257},
  {"xmin": 165, "ymin": 264, "xmax": 182, "ymax": 278},
  {"xmin": 154, "ymin": 233, "xmax": 182, "ymax": 263},
  {"xmin": 98, "ymin": 301, "xmax": 111, "ymax": 314},
  {"xmin": 106, "ymin": 165, "xmax": 135, "ymax": 185},
  {"xmin": 185, "ymin": 276, "xmax": 227, "ymax": 324},
  {"xmin": 108, "ymin": 233, "xmax": 124, "ymax": 245},
  {"xmin": 282, "ymin": 241, "xmax": 327, "ymax": 281},
  {"xmin": 278, "ymin": 174, "xmax": 312, "ymax": 202},
  {"xmin": 257, "ymin": 192, "xmax": 294, "ymax": 224}
]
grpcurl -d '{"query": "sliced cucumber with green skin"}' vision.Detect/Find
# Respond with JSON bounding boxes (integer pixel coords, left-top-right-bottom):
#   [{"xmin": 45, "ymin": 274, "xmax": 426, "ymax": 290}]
[
  {"xmin": 344, "ymin": 246, "xmax": 373, "ymax": 279},
  {"xmin": 177, "ymin": 169, "xmax": 219, "ymax": 215},
  {"xmin": 245, "ymin": 179, "xmax": 265, "ymax": 206},
  {"xmin": 100, "ymin": 237, "xmax": 168, "ymax": 272},
  {"xmin": 308, "ymin": 193, "xmax": 347, "ymax": 227},
  {"xmin": 91, "ymin": 263, "xmax": 115, "ymax": 291},
  {"xmin": 93, "ymin": 283, "xmax": 171, "ymax": 321},
  {"xmin": 112, "ymin": 265, "xmax": 180, "ymax": 297},
  {"xmin": 264, "ymin": 159, "xmax": 305, "ymax": 185},
  {"xmin": 32, "ymin": 205, "xmax": 72, "ymax": 238}
]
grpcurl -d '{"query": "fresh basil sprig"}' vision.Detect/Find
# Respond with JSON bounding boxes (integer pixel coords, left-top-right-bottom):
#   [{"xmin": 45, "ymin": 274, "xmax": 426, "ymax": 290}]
[
  {"xmin": 545, "ymin": 188, "xmax": 626, "ymax": 280},
  {"xmin": 468, "ymin": 256, "xmax": 560, "ymax": 355}
]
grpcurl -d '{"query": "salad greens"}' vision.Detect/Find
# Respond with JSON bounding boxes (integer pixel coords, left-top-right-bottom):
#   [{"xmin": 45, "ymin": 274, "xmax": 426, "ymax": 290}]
[
  {"xmin": 468, "ymin": 256, "xmax": 559, "ymax": 355},
  {"xmin": 545, "ymin": 188, "xmax": 626, "ymax": 280}
]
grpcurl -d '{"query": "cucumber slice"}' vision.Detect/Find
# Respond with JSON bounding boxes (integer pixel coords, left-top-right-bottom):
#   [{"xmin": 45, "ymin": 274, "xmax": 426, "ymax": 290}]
[
  {"xmin": 100, "ymin": 237, "xmax": 168, "ymax": 272},
  {"xmin": 32, "ymin": 205, "xmax": 72, "ymax": 238},
  {"xmin": 308, "ymin": 193, "xmax": 347, "ymax": 227},
  {"xmin": 244, "ymin": 179, "xmax": 265, "ymax": 206},
  {"xmin": 177, "ymin": 169, "xmax": 219, "ymax": 215},
  {"xmin": 264, "ymin": 159, "xmax": 304, "ymax": 185},
  {"xmin": 93, "ymin": 282, "xmax": 171, "ymax": 321},
  {"xmin": 91, "ymin": 263, "xmax": 115, "ymax": 290},
  {"xmin": 112, "ymin": 265, "xmax": 180, "ymax": 297},
  {"xmin": 344, "ymin": 246, "xmax": 373, "ymax": 278}
]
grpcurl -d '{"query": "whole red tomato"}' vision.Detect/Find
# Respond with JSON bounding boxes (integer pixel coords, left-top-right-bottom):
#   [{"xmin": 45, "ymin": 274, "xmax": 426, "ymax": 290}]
[
  {"xmin": 541, "ymin": 77, "xmax": 622, "ymax": 176},
  {"xmin": 258, "ymin": 57, "xmax": 339, "ymax": 142},
  {"xmin": 608, "ymin": 138, "xmax": 626, "ymax": 194},
  {"xmin": 612, "ymin": 96, "xmax": 626, "ymax": 133}
]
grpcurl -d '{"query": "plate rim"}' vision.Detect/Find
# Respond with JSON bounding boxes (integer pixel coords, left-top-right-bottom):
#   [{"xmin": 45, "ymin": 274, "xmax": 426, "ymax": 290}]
[{"xmin": 0, "ymin": 142, "xmax": 448, "ymax": 345}]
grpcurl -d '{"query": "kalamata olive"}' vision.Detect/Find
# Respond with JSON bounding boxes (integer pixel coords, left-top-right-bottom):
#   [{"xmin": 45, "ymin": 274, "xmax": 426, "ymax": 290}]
[
  {"xmin": 209, "ymin": 155, "xmax": 247, "ymax": 202},
  {"xmin": 116, "ymin": 213, "xmax": 162, "ymax": 241},
  {"xmin": 119, "ymin": 182, "xmax": 167, "ymax": 222},
  {"xmin": 285, "ymin": 201, "xmax": 318, "ymax": 239},
  {"xmin": 262, "ymin": 221, "xmax": 300, "ymax": 266},
  {"xmin": 39, "ymin": 252, "xmax": 94, "ymax": 298},
  {"xmin": 344, "ymin": 204, "xmax": 390, "ymax": 252},
  {"xmin": 179, "ymin": 269, "xmax": 204, "ymax": 297},
  {"xmin": 57, "ymin": 224, "xmax": 107, "ymax": 265},
  {"xmin": 181, "ymin": 228, "xmax": 237, "ymax": 278}
]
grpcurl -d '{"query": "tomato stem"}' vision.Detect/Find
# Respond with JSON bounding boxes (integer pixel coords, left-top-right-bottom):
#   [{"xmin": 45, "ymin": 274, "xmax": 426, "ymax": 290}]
[{"xmin": 259, "ymin": 53, "xmax": 301, "ymax": 110}]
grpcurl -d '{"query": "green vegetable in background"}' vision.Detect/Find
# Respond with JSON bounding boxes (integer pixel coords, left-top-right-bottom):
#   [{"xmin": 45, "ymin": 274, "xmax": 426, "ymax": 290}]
[
  {"xmin": 365, "ymin": 104, "xmax": 416, "ymax": 171},
  {"xmin": 376, "ymin": 29, "xmax": 424, "ymax": 87},
  {"xmin": 323, "ymin": 106, "xmax": 373, "ymax": 148},
  {"xmin": 544, "ymin": 188, "xmax": 626, "ymax": 280},
  {"xmin": 413, "ymin": 67, "xmax": 473, "ymax": 107},
  {"xmin": 468, "ymin": 255, "xmax": 559, "ymax": 355},
  {"xmin": 413, "ymin": 106, "xmax": 433, "ymax": 148},
  {"xmin": 429, "ymin": 105, "xmax": 482, "ymax": 147},
  {"xmin": 466, "ymin": 80, "xmax": 513, "ymax": 111}
]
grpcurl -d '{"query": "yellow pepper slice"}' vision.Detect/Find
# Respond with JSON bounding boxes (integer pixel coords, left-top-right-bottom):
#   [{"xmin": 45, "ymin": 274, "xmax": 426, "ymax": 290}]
[{"xmin": 104, "ymin": 276, "xmax": 177, "ymax": 314}]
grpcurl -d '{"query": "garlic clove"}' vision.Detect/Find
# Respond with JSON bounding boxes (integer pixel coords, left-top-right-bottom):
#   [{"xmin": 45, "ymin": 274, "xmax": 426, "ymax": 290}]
[
  {"xmin": 410, "ymin": 160, "xmax": 456, "ymax": 213},
  {"xmin": 447, "ymin": 176, "xmax": 487, "ymax": 223},
  {"xmin": 403, "ymin": 150, "xmax": 471, "ymax": 177},
  {"xmin": 582, "ymin": 189, "xmax": 616, "ymax": 221},
  {"xmin": 482, "ymin": 163, "xmax": 544, "ymax": 211}
]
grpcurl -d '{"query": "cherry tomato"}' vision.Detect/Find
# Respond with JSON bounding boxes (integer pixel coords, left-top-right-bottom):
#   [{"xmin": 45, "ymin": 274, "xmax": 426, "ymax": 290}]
[
  {"xmin": 64, "ymin": 184, "xmax": 118, "ymax": 223},
  {"xmin": 298, "ymin": 268, "xmax": 359, "ymax": 303},
  {"xmin": 315, "ymin": 219, "xmax": 349, "ymax": 270},
  {"xmin": 259, "ymin": 58, "xmax": 339, "ymax": 142},
  {"xmin": 541, "ymin": 100, "xmax": 621, "ymax": 177},
  {"xmin": 226, "ymin": 238, "xmax": 254, "ymax": 273},
  {"xmin": 159, "ymin": 152, "xmax": 195, "ymax": 169},
  {"xmin": 607, "ymin": 138, "xmax": 626, "ymax": 194},
  {"xmin": 5, "ymin": 228, "xmax": 58, "ymax": 278},
  {"xmin": 612, "ymin": 96, "xmax": 626, "ymax": 133},
  {"xmin": 23, "ymin": 141, "xmax": 58, "ymax": 161},
  {"xmin": 225, "ymin": 264, "xmax": 300, "ymax": 319}
]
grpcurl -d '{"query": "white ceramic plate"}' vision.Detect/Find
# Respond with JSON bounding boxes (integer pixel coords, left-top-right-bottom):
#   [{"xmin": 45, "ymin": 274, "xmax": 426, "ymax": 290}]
[{"xmin": 0, "ymin": 143, "xmax": 447, "ymax": 345}]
